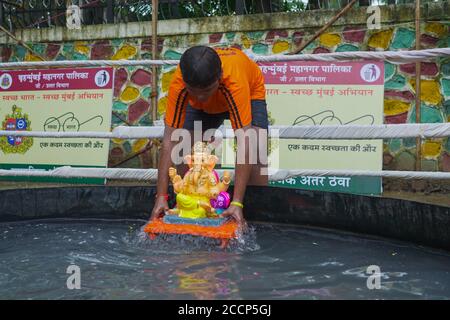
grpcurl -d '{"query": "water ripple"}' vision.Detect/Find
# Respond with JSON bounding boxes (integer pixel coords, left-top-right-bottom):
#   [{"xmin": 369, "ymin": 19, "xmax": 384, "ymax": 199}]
[{"xmin": 0, "ymin": 219, "xmax": 449, "ymax": 299}]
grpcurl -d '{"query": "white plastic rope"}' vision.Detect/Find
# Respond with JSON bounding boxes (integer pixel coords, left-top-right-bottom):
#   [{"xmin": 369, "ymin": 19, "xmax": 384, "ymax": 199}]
[
  {"xmin": 267, "ymin": 169, "xmax": 450, "ymax": 181},
  {"xmin": 0, "ymin": 167, "xmax": 449, "ymax": 181},
  {"xmin": 1, "ymin": 123, "xmax": 449, "ymax": 139},
  {"xmin": 0, "ymin": 126, "xmax": 165, "ymax": 139},
  {"xmin": 252, "ymin": 48, "xmax": 450, "ymax": 64},
  {"xmin": 0, "ymin": 59, "xmax": 179, "ymax": 69},
  {"xmin": 269, "ymin": 123, "xmax": 450, "ymax": 139},
  {"xmin": 0, "ymin": 167, "xmax": 158, "ymax": 181},
  {"xmin": 0, "ymin": 48, "xmax": 448, "ymax": 69}
]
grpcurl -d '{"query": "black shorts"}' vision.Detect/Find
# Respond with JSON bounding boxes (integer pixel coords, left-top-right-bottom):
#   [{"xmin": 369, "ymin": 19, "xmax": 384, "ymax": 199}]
[{"xmin": 183, "ymin": 99, "xmax": 269, "ymax": 131}]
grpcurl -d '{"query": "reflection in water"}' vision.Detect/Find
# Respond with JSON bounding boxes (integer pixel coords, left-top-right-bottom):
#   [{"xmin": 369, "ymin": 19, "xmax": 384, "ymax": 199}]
[{"xmin": 174, "ymin": 255, "xmax": 240, "ymax": 299}]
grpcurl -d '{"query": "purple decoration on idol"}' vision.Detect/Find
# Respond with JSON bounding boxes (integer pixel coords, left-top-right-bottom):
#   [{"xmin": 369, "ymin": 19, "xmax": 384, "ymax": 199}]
[{"xmin": 210, "ymin": 191, "xmax": 231, "ymax": 214}]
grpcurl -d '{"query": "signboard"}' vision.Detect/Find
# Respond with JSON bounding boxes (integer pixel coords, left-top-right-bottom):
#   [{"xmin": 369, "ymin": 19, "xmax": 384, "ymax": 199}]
[
  {"xmin": 221, "ymin": 60, "xmax": 384, "ymax": 196},
  {"xmin": 0, "ymin": 67, "xmax": 114, "ymax": 184},
  {"xmin": 260, "ymin": 61, "xmax": 384, "ymax": 196}
]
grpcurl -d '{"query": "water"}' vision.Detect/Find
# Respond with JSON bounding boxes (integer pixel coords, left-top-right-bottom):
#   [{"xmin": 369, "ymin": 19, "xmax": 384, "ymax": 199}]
[{"xmin": 1, "ymin": 219, "xmax": 450, "ymax": 300}]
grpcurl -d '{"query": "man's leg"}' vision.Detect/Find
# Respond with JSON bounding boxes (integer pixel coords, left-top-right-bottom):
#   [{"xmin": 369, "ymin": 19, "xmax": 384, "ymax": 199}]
[
  {"xmin": 248, "ymin": 126, "xmax": 268, "ymax": 186},
  {"xmin": 248, "ymin": 100, "xmax": 269, "ymax": 186}
]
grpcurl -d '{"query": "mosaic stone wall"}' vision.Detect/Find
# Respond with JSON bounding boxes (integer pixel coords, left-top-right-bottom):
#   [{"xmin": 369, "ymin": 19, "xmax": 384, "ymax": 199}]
[{"xmin": 0, "ymin": 20, "xmax": 449, "ymax": 171}]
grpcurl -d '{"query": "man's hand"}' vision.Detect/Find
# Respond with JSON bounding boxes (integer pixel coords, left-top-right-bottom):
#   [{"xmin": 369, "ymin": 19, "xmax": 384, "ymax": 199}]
[
  {"xmin": 168, "ymin": 167, "xmax": 177, "ymax": 180},
  {"xmin": 221, "ymin": 205, "xmax": 248, "ymax": 233},
  {"xmin": 151, "ymin": 196, "xmax": 169, "ymax": 221},
  {"xmin": 222, "ymin": 171, "xmax": 231, "ymax": 185}
]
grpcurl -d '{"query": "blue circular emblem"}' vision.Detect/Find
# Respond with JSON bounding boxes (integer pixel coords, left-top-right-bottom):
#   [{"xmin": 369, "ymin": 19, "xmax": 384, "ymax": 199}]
[{"xmin": 16, "ymin": 118, "xmax": 27, "ymax": 130}]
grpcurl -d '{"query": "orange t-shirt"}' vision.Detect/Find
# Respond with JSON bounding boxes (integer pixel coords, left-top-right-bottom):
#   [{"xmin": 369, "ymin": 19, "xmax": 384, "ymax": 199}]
[{"xmin": 165, "ymin": 47, "xmax": 266, "ymax": 129}]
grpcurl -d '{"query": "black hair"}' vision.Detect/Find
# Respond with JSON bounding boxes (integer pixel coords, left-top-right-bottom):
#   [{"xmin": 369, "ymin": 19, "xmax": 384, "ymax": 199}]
[{"xmin": 179, "ymin": 46, "xmax": 222, "ymax": 88}]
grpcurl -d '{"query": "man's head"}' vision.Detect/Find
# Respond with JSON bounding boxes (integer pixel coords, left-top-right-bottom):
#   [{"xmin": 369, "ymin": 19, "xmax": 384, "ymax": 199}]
[{"xmin": 180, "ymin": 46, "xmax": 222, "ymax": 102}]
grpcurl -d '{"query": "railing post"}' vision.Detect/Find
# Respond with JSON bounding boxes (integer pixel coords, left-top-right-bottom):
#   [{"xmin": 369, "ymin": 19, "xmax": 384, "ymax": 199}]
[
  {"xmin": 151, "ymin": 0, "xmax": 159, "ymax": 168},
  {"xmin": 235, "ymin": 0, "xmax": 245, "ymax": 15},
  {"xmin": 415, "ymin": 0, "xmax": 422, "ymax": 171},
  {"xmin": 151, "ymin": 0, "xmax": 159, "ymax": 123},
  {"xmin": 0, "ymin": 2, "xmax": 3, "ymax": 29},
  {"xmin": 106, "ymin": 0, "xmax": 114, "ymax": 24}
]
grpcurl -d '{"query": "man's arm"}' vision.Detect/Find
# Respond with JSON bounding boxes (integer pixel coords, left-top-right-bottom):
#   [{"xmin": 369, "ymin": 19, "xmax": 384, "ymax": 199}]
[
  {"xmin": 157, "ymin": 126, "xmax": 177, "ymax": 195},
  {"xmin": 221, "ymin": 125, "xmax": 254, "ymax": 230},
  {"xmin": 151, "ymin": 125, "xmax": 177, "ymax": 220}
]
